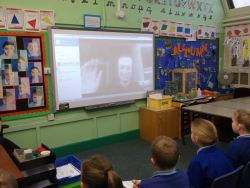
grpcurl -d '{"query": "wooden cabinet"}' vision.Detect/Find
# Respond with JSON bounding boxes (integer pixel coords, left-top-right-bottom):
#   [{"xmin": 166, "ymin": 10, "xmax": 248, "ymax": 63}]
[{"xmin": 139, "ymin": 107, "xmax": 180, "ymax": 142}]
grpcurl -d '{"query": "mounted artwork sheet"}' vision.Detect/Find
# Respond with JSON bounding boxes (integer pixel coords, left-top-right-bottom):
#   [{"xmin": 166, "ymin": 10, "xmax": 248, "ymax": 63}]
[
  {"xmin": 155, "ymin": 37, "xmax": 219, "ymax": 90},
  {"xmin": 0, "ymin": 32, "xmax": 48, "ymax": 117}
]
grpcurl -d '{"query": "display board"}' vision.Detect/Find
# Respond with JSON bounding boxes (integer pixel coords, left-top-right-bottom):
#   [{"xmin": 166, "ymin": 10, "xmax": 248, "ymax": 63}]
[
  {"xmin": 155, "ymin": 37, "xmax": 219, "ymax": 90},
  {"xmin": 0, "ymin": 32, "xmax": 48, "ymax": 117},
  {"xmin": 49, "ymin": 28, "xmax": 154, "ymax": 110}
]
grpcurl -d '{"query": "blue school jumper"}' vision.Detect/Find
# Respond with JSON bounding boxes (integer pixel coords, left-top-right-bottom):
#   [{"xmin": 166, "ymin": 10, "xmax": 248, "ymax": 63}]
[
  {"xmin": 226, "ymin": 135, "xmax": 250, "ymax": 168},
  {"xmin": 187, "ymin": 144, "xmax": 233, "ymax": 188},
  {"xmin": 139, "ymin": 168, "xmax": 189, "ymax": 188}
]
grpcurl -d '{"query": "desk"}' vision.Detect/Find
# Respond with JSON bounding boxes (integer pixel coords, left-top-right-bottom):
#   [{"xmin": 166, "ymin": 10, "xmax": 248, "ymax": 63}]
[
  {"xmin": 0, "ymin": 145, "xmax": 22, "ymax": 180},
  {"xmin": 181, "ymin": 97, "xmax": 250, "ymax": 143},
  {"xmin": 183, "ymin": 97, "xmax": 250, "ymax": 118}
]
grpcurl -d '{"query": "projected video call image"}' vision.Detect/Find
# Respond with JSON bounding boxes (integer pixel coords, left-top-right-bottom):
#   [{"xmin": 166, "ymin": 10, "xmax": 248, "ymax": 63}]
[{"xmin": 52, "ymin": 30, "xmax": 154, "ymax": 108}]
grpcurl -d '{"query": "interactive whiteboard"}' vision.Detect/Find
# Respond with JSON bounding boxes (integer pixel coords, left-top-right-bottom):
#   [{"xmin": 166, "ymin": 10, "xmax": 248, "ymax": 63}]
[{"xmin": 49, "ymin": 28, "xmax": 154, "ymax": 110}]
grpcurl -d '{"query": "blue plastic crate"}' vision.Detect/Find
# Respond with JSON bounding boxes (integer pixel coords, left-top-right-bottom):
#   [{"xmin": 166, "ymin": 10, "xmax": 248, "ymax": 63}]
[{"xmin": 55, "ymin": 155, "xmax": 81, "ymax": 185}]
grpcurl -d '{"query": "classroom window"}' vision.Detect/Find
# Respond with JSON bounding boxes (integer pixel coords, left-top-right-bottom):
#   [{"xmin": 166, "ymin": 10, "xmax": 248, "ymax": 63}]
[{"xmin": 229, "ymin": 0, "xmax": 250, "ymax": 9}]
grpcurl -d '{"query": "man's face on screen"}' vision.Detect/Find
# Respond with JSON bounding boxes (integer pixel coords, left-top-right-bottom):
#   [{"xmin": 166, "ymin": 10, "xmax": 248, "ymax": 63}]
[{"xmin": 118, "ymin": 57, "xmax": 133, "ymax": 87}]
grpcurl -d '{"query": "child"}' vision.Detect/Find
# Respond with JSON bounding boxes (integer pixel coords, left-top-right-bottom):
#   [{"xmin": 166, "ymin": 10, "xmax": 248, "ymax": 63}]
[
  {"xmin": 187, "ymin": 119, "xmax": 233, "ymax": 188},
  {"xmin": 0, "ymin": 168, "xmax": 18, "ymax": 188},
  {"xmin": 81, "ymin": 155, "xmax": 124, "ymax": 188},
  {"xmin": 133, "ymin": 136, "xmax": 189, "ymax": 188},
  {"xmin": 226, "ymin": 109, "xmax": 250, "ymax": 168}
]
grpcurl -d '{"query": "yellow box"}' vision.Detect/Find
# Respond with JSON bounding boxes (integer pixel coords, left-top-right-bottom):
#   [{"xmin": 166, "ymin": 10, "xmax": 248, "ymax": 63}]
[{"xmin": 147, "ymin": 96, "xmax": 172, "ymax": 110}]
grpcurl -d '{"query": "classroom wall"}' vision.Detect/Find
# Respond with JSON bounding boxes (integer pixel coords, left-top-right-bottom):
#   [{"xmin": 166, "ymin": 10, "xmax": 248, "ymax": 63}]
[{"xmin": 1, "ymin": 0, "xmax": 225, "ymax": 154}]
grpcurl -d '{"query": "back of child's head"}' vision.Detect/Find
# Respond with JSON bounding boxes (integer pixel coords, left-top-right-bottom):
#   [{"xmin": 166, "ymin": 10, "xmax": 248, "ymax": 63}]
[
  {"xmin": 233, "ymin": 109, "xmax": 250, "ymax": 132},
  {"xmin": 191, "ymin": 118, "xmax": 217, "ymax": 146},
  {"xmin": 0, "ymin": 168, "xmax": 18, "ymax": 188},
  {"xmin": 151, "ymin": 136, "xmax": 179, "ymax": 170},
  {"xmin": 81, "ymin": 155, "xmax": 124, "ymax": 188}
]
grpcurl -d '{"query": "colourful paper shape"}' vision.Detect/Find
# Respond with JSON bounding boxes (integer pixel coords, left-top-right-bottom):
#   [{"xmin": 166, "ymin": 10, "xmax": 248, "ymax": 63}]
[
  {"xmin": 12, "ymin": 14, "xmax": 19, "ymax": 24},
  {"xmin": 42, "ymin": 17, "xmax": 52, "ymax": 25},
  {"xmin": 177, "ymin": 27, "xmax": 183, "ymax": 32},
  {"xmin": 28, "ymin": 19, "xmax": 36, "ymax": 28},
  {"xmin": 161, "ymin": 24, "xmax": 167, "ymax": 30},
  {"xmin": 185, "ymin": 28, "xmax": 191, "ymax": 34}
]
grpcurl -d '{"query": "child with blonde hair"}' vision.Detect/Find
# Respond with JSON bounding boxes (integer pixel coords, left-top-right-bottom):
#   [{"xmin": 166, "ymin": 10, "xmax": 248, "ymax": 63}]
[
  {"xmin": 187, "ymin": 119, "xmax": 233, "ymax": 188},
  {"xmin": 226, "ymin": 109, "xmax": 250, "ymax": 168},
  {"xmin": 81, "ymin": 155, "xmax": 124, "ymax": 188}
]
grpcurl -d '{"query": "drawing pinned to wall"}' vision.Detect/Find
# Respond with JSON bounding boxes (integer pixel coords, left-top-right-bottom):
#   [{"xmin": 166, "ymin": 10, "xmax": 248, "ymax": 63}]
[
  {"xmin": 0, "ymin": 36, "xmax": 17, "ymax": 59},
  {"xmin": 6, "ymin": 7, "xmax": 24, "ymax": 30},
  {"xmin": 17, "ymin": 50, "xmax": 28, "ymax": 72},
  {"xmin": 150, "ymin": 20, "xmax": 160, "ymax": 36},
  {"xmin": 0, "ymin": 6, "xmax": 6, "ymax": 29},
  {"xmin": 197, "ymin": 25, "xmax": 216, "ymax": 39},
  {"xmin": 184, "ymin": 23, "xmax": 192, "ymax": 38},
  {"xmin": 29, "ymin": 62, "xmax": 43, "ymax": 84},
  {"xmin": 23, "ymin": 38, "xmax": 41, "ymax": 60},
  {"xmin": 24, "ymin": 10, "xmax": 40, "ymax": 32},
  {"xmin": 18, "ymin": 77, "xmax": 30, "ymax": 99},
  {"xmin": 28, "ymin": 86, "xmax": 44, "ymax": 108},
  {"xmin": 40, "ymin": 10, "xmax": 54, "ymax": 30},
  {"xmin": 2, "ymin": 64, "xmax": 18, "ymax": 86},
  {"xmin": 168, "ymin": 22, "xmax": 176, "ymax": 37},
  {"xmin": 176, "ymin": 22, "xmax": 184, "ymax": 37},
  {"xmin": 0, "ymin": 88, "xmax": 16, "ymax": 111},
  {"xmin": 141, "ymin": 17, "xmax": 152, "ymax": 32},
  {"xmin": 243, "ymin": 39, "xmax": 250, "ymax": 67},
  {"xmin": 159, "ymin": 20, "xmax": 169, "ymax": 36}
]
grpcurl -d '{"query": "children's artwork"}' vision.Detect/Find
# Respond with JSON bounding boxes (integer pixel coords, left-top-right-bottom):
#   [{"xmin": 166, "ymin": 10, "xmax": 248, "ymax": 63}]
[
  {"xmin": 184, "ymin": 23, "xmax": 192, "ymax": 38},
  {"xmin": 40, "ymin": 10, "xmax": 54, "ymax": 30},
  {"xmin": 197, "ymin": 25, "xmax": 205, "ymax": 39},
  {"xmin": 176, "ymin": 22, "xmax": 184, "ymax": 38},
  {"xmin": 2, "ymin": 64, "xmax": 18, "ymax": 86},
  {"xmin": 0, "ymin": 6, "xmax": 6, "ymax": 29},
  {"xmin": 29, "ymin": 62, "xmax": 43, "ymax": 83},
  {"xmin": 150, "ymin": 20, "xmax": 160, "ymax": 36},
  {"xmin": 24, "ymin": 10, "xmax": 40, "ymax": 32},
  {"xmin": 186, "ymin": 30, "xmax": 197, "ymax": 42},
  {"xmin": 23, "ymin": 38, "xmax": 41, "ymax": 60},
  {"xmin": 0, "ymin": 32, "xmax": 47, "ymax": 116},
  {"xmin": 168, "ymin": 22, "xmax": 176, "ymax": 37},
  {"xmin": 141, "ymin": 17, "xmax": 152, "ymax": 32},
  {"xmin": 28, "ymin": 86, "xmax": 44, "ymax": 108},
  {"xmin": 242, "ymin": 39, "xmax": 250, "ymax": 67},
  {"xmin": 155, "ymin": 38, "xmax": 218, "ymax": 90},
  {"xmin": 241, "ymin": 24, "xmax": 250, "ymax": 36},
  {"xmin": 17, "ymin": 77, "xmax": 30, "ymax": 99},
  {"xmin": 17, "ymin": 50, "xmax": 28, "ymax": 72},
  {"xmin": 6, "ymin": 7, "xmax": 24, "ymax": 30},
  {"xmin": 0, "ymin": 88, "xmax": 16, "ymax": 111},
  {"xmin": 159, "ymin": 20, "xmax": 169, "ymax": 36},
  {"xmin": 0, "ymin": 36, "xmax": 17, "ymax": 59},
  {"xmin": 0, "ymin": 76, "xmax": 2, "ymax": 98}
]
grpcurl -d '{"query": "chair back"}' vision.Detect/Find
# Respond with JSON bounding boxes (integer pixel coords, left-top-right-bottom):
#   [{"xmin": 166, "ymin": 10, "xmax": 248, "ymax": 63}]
[
  {"xmin": 210, "ymin": 165, "xmax": 244, "ymax": 188},
  {"xmin": 240, "ymin": 161, "xmax": 250, "ymax": 188}
]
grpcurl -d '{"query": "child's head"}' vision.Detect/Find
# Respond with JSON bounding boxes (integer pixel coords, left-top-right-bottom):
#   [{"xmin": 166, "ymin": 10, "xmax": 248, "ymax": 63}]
[
  {"xmin": 81, "ymin": 155, "xmax": 124, "ymax": 188},
  {"xmin": 191, "ymin": 119, "xmax": 217, "ymax": 147},
  {"xmin": 0, "ymin": 168, "xmax": 18, "ymax": 188},
  {"xmin": 151, "ymin": 136, "xmax": 179, "ymax": 170},
  {"xmin": 232, "ymin": 109, "xmax": 250, "ymax": 134}
]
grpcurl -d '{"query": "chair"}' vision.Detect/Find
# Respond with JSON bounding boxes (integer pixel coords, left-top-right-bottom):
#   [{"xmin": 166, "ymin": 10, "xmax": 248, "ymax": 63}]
[
  {"xmin": 210, "ymin": 165, "xmax": 244, "ymax": 188},
  {"xmin": 240, "ymin": 161, "xmax": 250, "ymax": 188}
]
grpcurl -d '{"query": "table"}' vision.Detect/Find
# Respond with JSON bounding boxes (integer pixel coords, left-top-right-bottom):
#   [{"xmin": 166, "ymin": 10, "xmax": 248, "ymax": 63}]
[
  {"xmin": 181, "ymin": 97, "xmax": 250, "ymax": 143},
  {"xmin": 0, "ymin": 145, "xmax": 22, "ymax": 180}
]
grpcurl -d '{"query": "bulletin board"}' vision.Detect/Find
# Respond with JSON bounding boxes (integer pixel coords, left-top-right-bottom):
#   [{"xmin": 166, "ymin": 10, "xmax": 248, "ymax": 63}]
[
  {"xmin": 155, "ymin": 37, "xmax": 219, "ymax": 90},
  {"xmin": 0, "ymin": 32, "xmax": 48, "ymax": 117}
]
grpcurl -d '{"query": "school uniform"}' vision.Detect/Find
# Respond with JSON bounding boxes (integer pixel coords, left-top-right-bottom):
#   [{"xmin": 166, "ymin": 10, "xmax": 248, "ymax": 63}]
[
  {"xmin": 139, "ymin": 168, "xmax": 189, "ymax": 188},
  {"xmin": 187, "ymin": 144, "xmax": 233, "ymax": 188},
  {"xmin": 226, "ymin": 135, "xmax": 250, "ymax": 168}
]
